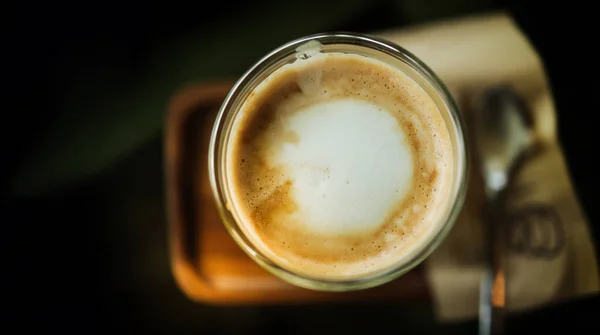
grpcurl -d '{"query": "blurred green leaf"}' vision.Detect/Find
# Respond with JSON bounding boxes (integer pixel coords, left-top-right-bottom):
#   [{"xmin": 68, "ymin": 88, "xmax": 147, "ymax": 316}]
[{"xmin": 13, "ymin": 0, "xmax": 375, "ymax": 196}]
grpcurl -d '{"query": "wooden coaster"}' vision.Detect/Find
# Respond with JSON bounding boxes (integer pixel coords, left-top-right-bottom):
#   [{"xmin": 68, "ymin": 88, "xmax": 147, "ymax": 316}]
[{"xmin": 164, "ymin": 82, "xmax": 430, "ymax": 304}]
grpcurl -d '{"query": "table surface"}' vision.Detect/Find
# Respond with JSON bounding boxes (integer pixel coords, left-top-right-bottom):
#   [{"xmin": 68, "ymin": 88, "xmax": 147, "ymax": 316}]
[{"xmin": 5, "ymin": 3, "xmax": 600, "ymax": 333}]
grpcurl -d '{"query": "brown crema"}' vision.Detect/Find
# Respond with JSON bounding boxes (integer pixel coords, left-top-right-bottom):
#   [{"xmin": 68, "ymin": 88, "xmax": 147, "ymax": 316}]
[{"xmin": 226, "ymin": 53, "xmax": 454, "ymax": 279}]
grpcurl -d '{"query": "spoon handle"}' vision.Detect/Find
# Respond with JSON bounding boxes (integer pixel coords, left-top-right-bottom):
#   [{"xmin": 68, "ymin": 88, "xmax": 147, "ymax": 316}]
[{"xmin": 479, "ymin": 193, "xmax": 507, "ymax": 335}]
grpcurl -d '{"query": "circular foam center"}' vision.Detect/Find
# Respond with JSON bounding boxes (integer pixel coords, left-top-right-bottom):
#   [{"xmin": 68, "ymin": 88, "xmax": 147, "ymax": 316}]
[{"xmin": 272, "ymin": 98, "xmax": 414, "ymax": 235}]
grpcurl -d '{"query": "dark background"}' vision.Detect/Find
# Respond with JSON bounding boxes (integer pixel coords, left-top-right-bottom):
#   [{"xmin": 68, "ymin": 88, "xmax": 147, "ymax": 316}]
[{"xmin": 3, "ymin": 0, "xmax": 598, "ymax": 333}]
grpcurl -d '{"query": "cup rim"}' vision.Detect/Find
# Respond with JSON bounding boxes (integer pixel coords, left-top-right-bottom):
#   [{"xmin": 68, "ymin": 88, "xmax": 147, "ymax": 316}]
[{"xmin": 208, "ymin": 32, "xmax": 469, "ymax": 291}]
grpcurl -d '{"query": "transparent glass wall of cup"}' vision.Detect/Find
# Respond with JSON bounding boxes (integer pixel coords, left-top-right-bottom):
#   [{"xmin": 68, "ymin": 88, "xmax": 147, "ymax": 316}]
[{"xmin": 209, "ymin": 32, "xmax": 469, "ymax": 291}]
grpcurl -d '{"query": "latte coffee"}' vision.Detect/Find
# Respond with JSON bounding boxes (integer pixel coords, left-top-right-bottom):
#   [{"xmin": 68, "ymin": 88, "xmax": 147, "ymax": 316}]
[{"xmin": 211, "ymin": 34, "xmax": 466, "ymax": 287}]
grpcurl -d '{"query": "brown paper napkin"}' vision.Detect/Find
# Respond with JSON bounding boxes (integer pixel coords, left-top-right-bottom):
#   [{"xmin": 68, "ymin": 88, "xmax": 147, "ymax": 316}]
[{"xmin": 376, "ymin": 12, "xmax": 599, "ymax": 321}]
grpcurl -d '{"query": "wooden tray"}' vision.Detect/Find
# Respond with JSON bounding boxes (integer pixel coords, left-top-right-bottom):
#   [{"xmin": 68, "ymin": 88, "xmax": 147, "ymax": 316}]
[{"xmin": 165, "ymin": 81, "xmax": 430, "ymax": 304}]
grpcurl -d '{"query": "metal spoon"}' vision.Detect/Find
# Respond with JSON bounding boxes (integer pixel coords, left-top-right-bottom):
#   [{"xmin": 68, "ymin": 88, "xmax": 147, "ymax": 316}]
[{"xmin": 472, "ymin": 86, "xmax": 534, "ymax": 335}]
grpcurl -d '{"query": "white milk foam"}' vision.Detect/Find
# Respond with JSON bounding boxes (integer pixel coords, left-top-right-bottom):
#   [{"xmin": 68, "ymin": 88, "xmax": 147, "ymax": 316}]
[
  {"xmin": 226, "ymin": 52, "xmax": 454, "ymax": 280},
  {"xmin": 273, "ymin": 99, "xmax": 414, "ymax": 235}
]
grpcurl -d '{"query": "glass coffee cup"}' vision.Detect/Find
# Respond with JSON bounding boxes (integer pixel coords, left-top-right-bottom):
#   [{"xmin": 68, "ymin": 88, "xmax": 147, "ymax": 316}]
[{"xmin": 209, "ymin": 32, "xmax": 468, "ymax": 291}]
